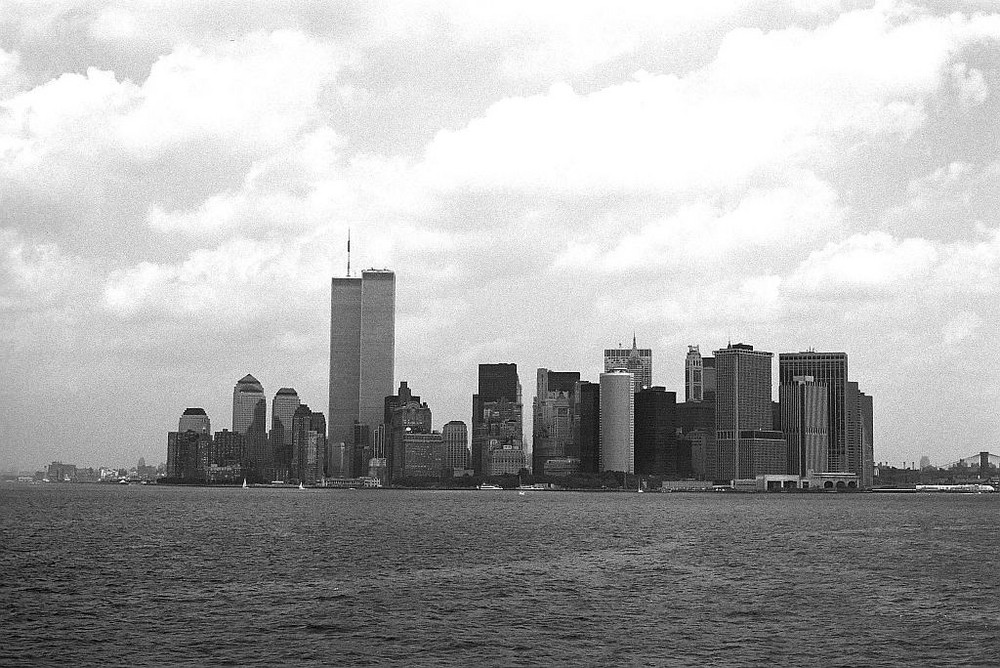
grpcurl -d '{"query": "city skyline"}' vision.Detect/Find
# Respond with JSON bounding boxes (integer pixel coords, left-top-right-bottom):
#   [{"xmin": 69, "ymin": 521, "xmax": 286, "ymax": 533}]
[{"xmin": 5, "ymin": 3, "xmax": 1000, "ymax": 470}]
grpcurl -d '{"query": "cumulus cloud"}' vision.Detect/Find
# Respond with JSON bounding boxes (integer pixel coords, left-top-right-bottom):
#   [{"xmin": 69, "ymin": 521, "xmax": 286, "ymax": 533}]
[
  {"xmin": 790, "ymin": 232, "xmax": 939, "ymax": 295},
  {"xmin": 5, "ymin": 1, "xmax": 1000, "ymax": 469},
  {"xmin": 103, "ymin": 234, "xmax": 334, "ymax": 318},
  {"xmin": 951, "ymin": 62, "xmax": 989, "ymax": 107},
  {"xmin": 0, "ymin": 228, "xmax": 78, "ymax": 311},
  {"xmin": 553, "ymin": 171, "xmax": 843, "ymax": 272},
  {"xmin": 0, "ymin": 30, "xmax": 341, "ymax": 226},
  {"xmin": 418, "ymin": 6, "xmax": 1000, "ymax": 196}
]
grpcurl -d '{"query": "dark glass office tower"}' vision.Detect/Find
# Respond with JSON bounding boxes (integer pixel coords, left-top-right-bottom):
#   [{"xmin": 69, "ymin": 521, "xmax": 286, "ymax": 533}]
[
  {"xmin": 574, "ymin": 381, "xmax": 601, "ymax": 474},
  {"xmin": 634, "ymin": 387, "xmax": 679, "ymax": 477}
]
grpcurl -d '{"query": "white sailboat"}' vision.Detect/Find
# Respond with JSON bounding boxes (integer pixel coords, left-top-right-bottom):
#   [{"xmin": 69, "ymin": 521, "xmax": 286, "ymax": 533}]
[
  {"xmin": 298, "ymin": 482, "xmax": 305, "ymax": 490},
  {"xmin": 242, "ymin": 478, "xmax": 248, "ymax": 489}
]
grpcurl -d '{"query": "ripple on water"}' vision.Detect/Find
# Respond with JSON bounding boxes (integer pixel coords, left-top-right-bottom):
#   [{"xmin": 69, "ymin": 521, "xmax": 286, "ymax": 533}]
[{"xmin": 1, "ymin": 486, "xmax": 998, "ymax": 666}]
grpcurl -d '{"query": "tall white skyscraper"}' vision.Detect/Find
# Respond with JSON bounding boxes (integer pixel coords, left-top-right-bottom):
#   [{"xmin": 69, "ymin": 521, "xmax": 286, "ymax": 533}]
[
  {"xmin": 604, "ymin": 335, "xmax": 652, "ymax": 391},
  {"xmin": 599, "ymin": 369, "xmax": 634, "ymax": 473},
  {"xmin": 329, "ymin": 269, "xmax": 395, "ymax": 477}
]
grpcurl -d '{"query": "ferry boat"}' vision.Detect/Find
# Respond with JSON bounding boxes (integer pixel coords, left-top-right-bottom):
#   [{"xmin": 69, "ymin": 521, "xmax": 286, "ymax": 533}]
[
  {"xmin": 478, "ymin": 484, "xmax": 504, "ymax": 490},
  {"xmin": 915, "ymin": 484, "xmax": 996, "ymax": 493}
]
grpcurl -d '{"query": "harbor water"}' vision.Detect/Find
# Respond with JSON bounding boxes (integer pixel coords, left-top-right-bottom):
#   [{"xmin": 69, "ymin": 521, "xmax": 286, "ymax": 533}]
[{"xmin": 1, "ymin": 485, "xmax": 997, "ymax": 666}]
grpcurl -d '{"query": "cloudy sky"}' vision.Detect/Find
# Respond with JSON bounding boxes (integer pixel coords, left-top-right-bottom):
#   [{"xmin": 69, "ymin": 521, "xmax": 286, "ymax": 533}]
[{"xmin": 3, "ymin": 1, "xmax": 1000, "ymax": 471}]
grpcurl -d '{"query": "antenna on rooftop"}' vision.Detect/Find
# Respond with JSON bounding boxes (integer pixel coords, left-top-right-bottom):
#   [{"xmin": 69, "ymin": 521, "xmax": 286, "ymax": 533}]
[{"xmin": 347, "ymin": 228, "xmax": 351, "ymax": 277}]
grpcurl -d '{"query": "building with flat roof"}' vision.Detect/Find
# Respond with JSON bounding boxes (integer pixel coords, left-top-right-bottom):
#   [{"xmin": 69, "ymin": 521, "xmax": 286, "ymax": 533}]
[
  {"xmin": 472, "ymin": 364, "xmax": 523, "ymax": 476},
  {"xmin": 714, "ymin": 344, "xmax": 775, "ymax": 481},
  {"xmin": 329, "ymin": 269, "xmax": 395, "ymax": 477},
  {"xmin": 533, "ymin": 368, "xmax": 580, "ymax": 475},
  {"xmin": 778, "ymin": 351, "xmax": 848, "ymax": 473},
  {"xmin": 403, "ymin": 432, "xmax": 445, "ymax": 478},
  {"xmin": 574, "ymin": 381, "xmax": 600, "ymax": 474},
  {"xmin": 442, "ymin": 421, "xmax": 469, "ymax": 473},
  {"xmin": 600, "ymin": 370, "xmax": 634, "ymax": 473}
]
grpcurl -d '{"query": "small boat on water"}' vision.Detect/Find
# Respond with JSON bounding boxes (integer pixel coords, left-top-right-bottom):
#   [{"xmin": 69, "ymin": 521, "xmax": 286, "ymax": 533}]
[
  {"xmin": 242, "ymin": 479, "xmax": 248, "ymax": 489},
  {"xmin": 298, "ymin": 482, "xmax": 305, "ymax": 490},
  {"xmin": 478, "ymin": 484, "xmax": 503, "ymax": 490}
]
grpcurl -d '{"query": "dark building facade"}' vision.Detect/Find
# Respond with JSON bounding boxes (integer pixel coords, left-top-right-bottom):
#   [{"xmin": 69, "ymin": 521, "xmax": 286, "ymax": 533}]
[
  {"xmin": 533, "ymin": 368, "xmax": 580, "ymax": 474},
  {"xmin": 167, "ymin": 430, "xmax": 210, "ymax": 481},
  {"xmin": 634, "ymin": 387, "xmax": 681, "ymax": 477},
  {"xmin": 573, "ymin": 381, "xmax": 601, "ymax": 474},
  {"xmin": 678, "ymin": 353, "xmax": 716, "ymax": 479},
  {"xmin": 846, "ymin": 381, "xmax": 874, "ymax": 488},
  {"xmin": 213, "ymin": 429, "xmax": 245, "ymax": 469},
  {"xmin": 472, "ymin": 364, "xmax": 522, "ymax": 476}
]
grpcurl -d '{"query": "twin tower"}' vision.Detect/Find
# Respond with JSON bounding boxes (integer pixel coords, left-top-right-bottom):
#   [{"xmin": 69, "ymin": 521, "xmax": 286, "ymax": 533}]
[{"xmin": 328, "ymin": 269, "xmax": 396, "ymax": 477}]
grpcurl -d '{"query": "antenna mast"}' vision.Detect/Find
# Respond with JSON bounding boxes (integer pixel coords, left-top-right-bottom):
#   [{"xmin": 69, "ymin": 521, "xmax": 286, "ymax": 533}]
[{"xmin": 347, "ymin": 228, "xmax": 351, "ymax": 277}]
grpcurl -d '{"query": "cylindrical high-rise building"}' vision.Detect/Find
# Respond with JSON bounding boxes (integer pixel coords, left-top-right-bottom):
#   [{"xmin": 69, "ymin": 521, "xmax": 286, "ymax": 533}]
[{"xmin": 599, "ymin": 370, "xmax": 634, "ymax": 473}]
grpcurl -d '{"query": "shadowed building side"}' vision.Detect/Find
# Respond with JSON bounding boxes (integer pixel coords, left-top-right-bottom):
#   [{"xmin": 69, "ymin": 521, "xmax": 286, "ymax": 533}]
[
  {"xmin": 574, "ymin": 381, "xmax": 600, "ymax": 475},
  {"xmin": 329, "ymin": 278, "xmax": 362, "ymax": 467},
  {"xmin": 270, "ymin": 388, "xmax": 299, "ymax": 481}
]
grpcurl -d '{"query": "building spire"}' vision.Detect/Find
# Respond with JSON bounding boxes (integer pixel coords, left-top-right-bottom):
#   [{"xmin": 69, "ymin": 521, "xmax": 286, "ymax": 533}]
[
  {"xmin": 347, "ymin": 228, "xmax": 351, "ymax": 277},
  {"xmin": 632, "ymin": 332, "xmax": 637, "ymax": 350}
]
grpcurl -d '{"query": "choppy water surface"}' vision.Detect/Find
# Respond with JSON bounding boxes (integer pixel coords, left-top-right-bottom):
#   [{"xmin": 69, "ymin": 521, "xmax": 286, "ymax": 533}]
[{"xmin": 1, "ymin": 486, "xmax": 997, "ymax": 666}]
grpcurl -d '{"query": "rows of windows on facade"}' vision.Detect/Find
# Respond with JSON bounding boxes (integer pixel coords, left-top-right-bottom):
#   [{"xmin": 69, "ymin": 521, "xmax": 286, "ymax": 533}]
[{"xmin": 166, "ymin": 269, "xmax": 874, "ymax": 489}]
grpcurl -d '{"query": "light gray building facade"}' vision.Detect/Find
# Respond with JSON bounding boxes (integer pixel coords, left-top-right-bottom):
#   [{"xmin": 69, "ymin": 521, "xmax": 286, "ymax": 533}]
[{"xmin": 329, "ymin": 269, "xmax": 395, "ymax": 478}]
